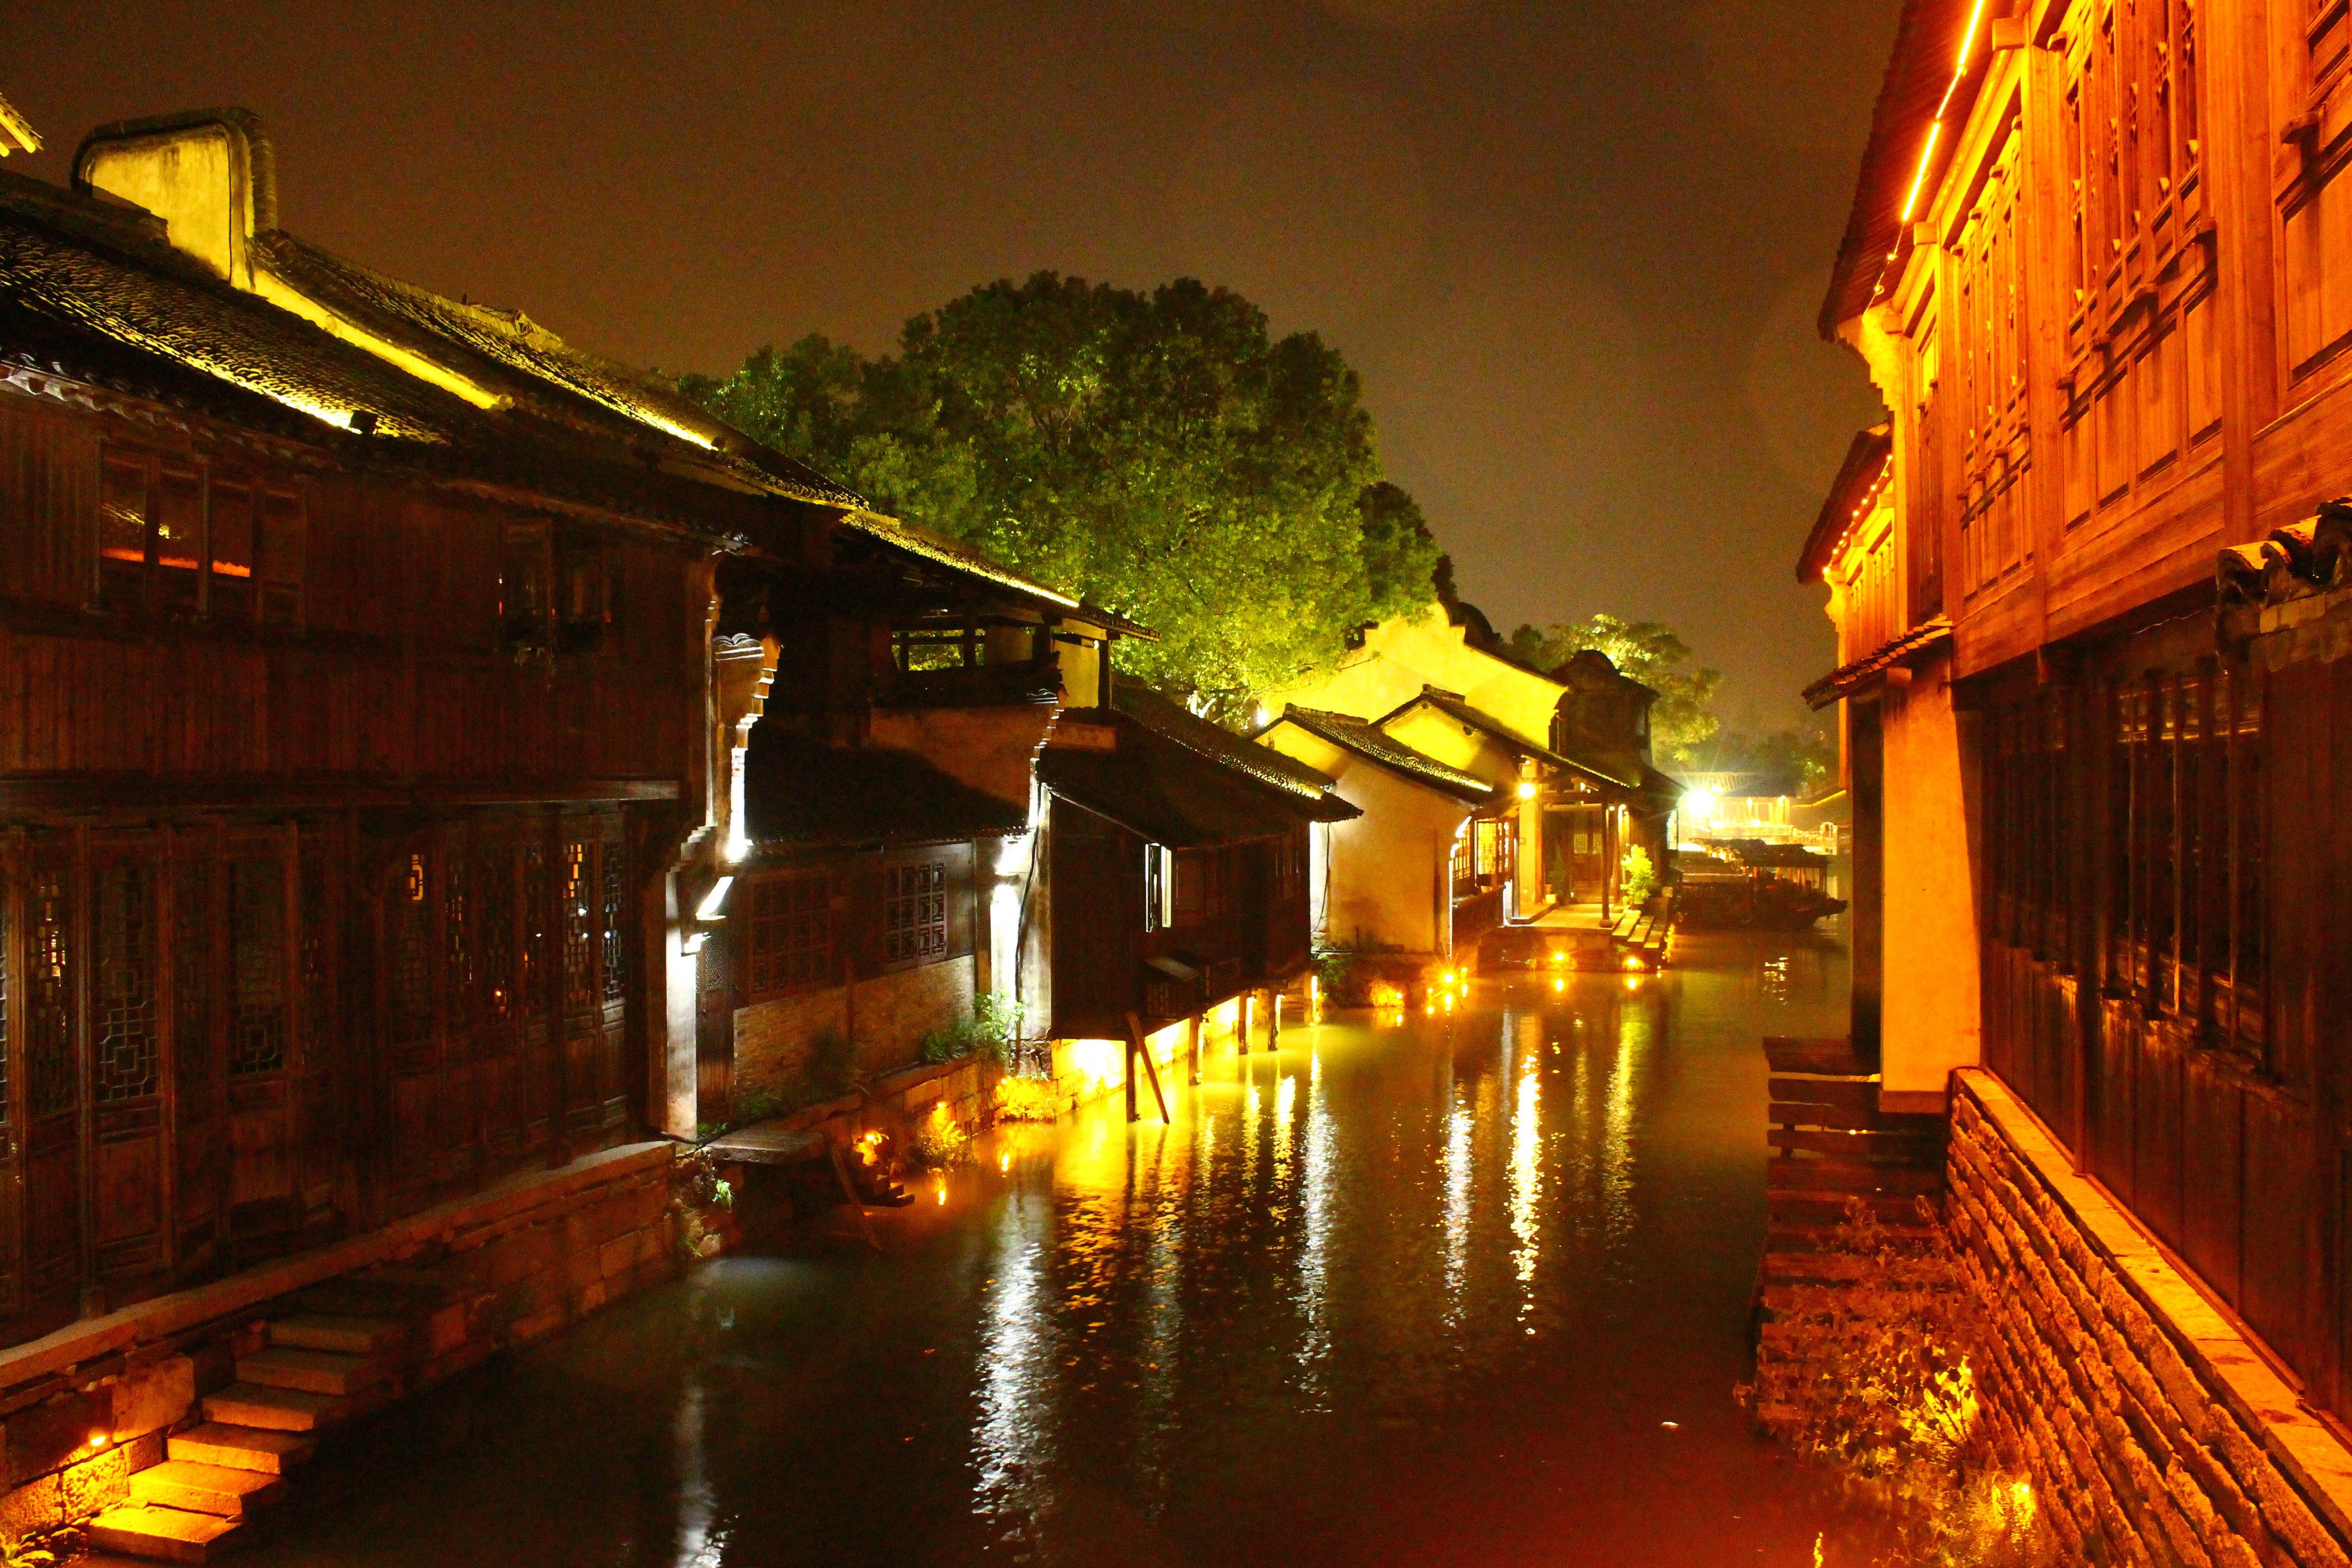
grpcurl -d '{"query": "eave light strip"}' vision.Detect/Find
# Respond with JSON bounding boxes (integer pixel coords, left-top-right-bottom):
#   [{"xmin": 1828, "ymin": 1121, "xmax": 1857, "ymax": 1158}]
[{"xmin": 1873, "ymin": 0, "xmax": 1994, "ymax": 299}]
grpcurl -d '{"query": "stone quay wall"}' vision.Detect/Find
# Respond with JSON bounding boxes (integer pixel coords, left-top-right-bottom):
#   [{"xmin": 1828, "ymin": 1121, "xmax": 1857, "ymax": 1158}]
[
  {"xmin": 0, "ymin": 1140, "xmax": 729, "ymax": 1542},
  {"xmin": 1950, "ymin": 1070, "xmax": 2352, "ymax": 1568}
]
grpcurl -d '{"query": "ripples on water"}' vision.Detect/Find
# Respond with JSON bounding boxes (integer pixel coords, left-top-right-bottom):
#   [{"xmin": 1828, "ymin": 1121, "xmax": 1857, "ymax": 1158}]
[{"xmin": 244, "ymin": 930, "xmax": 1902, "ymax": 1568}]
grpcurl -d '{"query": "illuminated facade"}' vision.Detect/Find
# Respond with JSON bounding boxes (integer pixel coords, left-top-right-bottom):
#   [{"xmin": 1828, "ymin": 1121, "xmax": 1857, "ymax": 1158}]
[{"xmin": 1808, "ymin": 0, "xmax": 2352, "ymax": 1440}]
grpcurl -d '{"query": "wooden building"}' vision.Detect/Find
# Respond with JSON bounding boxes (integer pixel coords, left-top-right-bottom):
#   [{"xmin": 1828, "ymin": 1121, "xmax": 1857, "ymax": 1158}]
[
  {"xmin": 1034, "ymin": 686, "xmax": 1355, "ymax": 1064},
  {"xmin": 1807, "ymin": 0, "xmax": 2352, "ymax": 1441},
  {"xmin": 696, "ymin": 533, "xmax": 1151, "ymax": 1117},
  {"xmin": 0, "ymin": 109, "xmax": 910, "ymax": 1341}
]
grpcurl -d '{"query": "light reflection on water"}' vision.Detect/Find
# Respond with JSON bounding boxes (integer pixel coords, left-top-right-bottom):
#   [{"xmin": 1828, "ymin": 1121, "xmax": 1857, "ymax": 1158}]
[{"xmin": 239, "ymin": 930, "xmax": 1900, "ymax": 1568}]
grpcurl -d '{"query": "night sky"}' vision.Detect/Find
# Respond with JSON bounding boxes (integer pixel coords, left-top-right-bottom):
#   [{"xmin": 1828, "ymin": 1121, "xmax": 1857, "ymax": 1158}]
[{"xmin": 5, "ymin": 0, "xmax": 1896, "ymax": 728}]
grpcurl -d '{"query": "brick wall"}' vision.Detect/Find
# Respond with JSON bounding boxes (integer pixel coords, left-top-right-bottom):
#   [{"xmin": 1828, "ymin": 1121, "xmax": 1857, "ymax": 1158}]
[
  {"xmin": 0, "ymin": 1141, "xmax": 733, "ymax": 1543},
  {"xmin": 1950, "ymin": 1071, "xmax": 2352, "ymax": 1568},
  {"xmin": 734, "ymin": 956, "xmax": 975, "ymax": 1100}
]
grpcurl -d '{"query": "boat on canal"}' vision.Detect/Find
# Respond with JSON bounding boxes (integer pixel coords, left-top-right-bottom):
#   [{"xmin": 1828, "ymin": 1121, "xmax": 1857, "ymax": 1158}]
[{"xmin": 1674, "ymin": 839, "xmax": 1847, "ymax": 932}]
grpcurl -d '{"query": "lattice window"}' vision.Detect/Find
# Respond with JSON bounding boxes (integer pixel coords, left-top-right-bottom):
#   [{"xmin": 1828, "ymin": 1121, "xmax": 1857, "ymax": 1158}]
[
  {"xmin": 176, "ymin": 862, "xmax": 213, "ymax": 1084},
  {"xmin": 600, "ymin": 833, "xmax": 627, "ymax": 1008},
  {"xmin": 480, "ymin": 842, "xmax": 515, "ymax": 1019},
  {"xmin": 745, "ymin": 874, "xmax": 833, "ymax": 996},
  {"xmin": 229, "ymin": 858, "xmax": 286, "ymax": 1076},
  {"xmin": 519, "ymin": 842, "xmax": 547, "ymax": 1017},
  {"xmin": 28, "ymin": 874, "xmax": 72, "ymax": 1118},
  {"xmin": 444, "ymin": 843, "xmax": 476, "ymax": 1030},
  {"xmin": 300, "ymin": 848, "xmax": 333, "ymax": 1064},
  {"xmin": 390, "ymin": 852, "xmax": 434, "ymax": 1045},
  {"xmin": 560, "ymin": 838, "xmax": 593, "ymax": 1016},
  {"xmin": 883, "ymin": 862, "xmax": 948, "ymax": 965},
  {"xmin": 95, "ymin": 865, "xmax": 159, "ymax": 1102}
]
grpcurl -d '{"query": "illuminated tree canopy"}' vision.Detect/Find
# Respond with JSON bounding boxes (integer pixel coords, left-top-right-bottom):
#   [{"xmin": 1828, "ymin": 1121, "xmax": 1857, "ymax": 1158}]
[
  {"xmin": 1505, "ymin": 614, "xmax": 1724, "ymax": 764},
  {"xmin": 681, "ymin": 274, "xmax": 1443, "ymax": 712}
]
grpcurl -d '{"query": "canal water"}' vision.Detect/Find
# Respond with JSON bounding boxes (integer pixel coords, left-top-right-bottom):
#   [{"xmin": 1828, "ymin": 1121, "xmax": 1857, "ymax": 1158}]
[{"xmin": 242, "ymin": 930, "xmax": 1894, "ymax": 1568}]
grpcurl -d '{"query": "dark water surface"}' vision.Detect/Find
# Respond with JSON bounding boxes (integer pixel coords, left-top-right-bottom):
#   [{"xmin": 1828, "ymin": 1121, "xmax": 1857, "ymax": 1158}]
[{"xmin": 245, "ymin": 931, "xmax": 1891, "ymax": 1568}]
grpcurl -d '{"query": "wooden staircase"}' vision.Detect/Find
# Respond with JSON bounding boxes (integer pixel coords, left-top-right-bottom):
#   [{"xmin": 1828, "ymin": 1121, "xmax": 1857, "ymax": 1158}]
[{"xmin": 86, "ymin": 1311, "xmax": 408, "ymax": 1563}]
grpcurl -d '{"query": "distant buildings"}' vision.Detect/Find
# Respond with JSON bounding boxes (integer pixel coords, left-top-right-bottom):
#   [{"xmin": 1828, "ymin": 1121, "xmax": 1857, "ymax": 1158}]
[{"xmin": 1256, "ymin": 606, "xmax": 1679, "ymax": 962}]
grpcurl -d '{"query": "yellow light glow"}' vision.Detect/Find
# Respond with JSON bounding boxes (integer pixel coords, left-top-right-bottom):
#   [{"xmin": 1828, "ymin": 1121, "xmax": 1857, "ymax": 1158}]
[
  {"xmin": 1622, "ymin": 956, "xmax": 1645, "ymax": 972},
  {"xmin": 1553, "ymin": 978, "xmax": 1565, "ymax": 993},
  {"xmin": 1954, "ymin": 0, "xmax": 1987, "ymax": 68},
  {"xmin": 999, "ymin": 1153, "xmax": 1010, "ymax": 1172},
  {"xmin": 1370, "ymin": 981, "xmax": 1403, "ymax": 1009},
  {"xmin": 1548, "ymin": 950, "xmax": 1566, "ymax": 967},
  {"xmin": 1516, "ymin": 781, "xmax": 1537, "ymax": 800},
  {"xmin": 1442, "ymin": 970, "xmax": 1457, "ymax": 984},
  {"xmin": 935, "ymin": 1185, "xmax": 947, "ymax": 1205},
  {"xmin": 1625, "ymin": 977, "xmax": 1641, "ymax": 992},
  {"xmin": 1900, "ymin": 121, "xmax": 1943, "ymax": 223},
  {"xmin": 87, "ymin": 1431, "xmax": 105, "ymax": 1448}
]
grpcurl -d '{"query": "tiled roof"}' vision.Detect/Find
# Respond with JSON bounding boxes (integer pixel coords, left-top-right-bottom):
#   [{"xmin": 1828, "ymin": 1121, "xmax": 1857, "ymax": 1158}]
[
  {"xmin": 0, "ymin": 170, "xmax": 822, "ymax": 544},
  {"xmin": 1043, "ymin": 698, "xmax": 1358, "ymax": 847},
  {"xmin": 1114, "ymin": 686, "xmax": 1339, "ymax": 803},
  {"xmin": 1268, "ymin": 707, "xmax": 1493, "ymax": 804},
  {"xmin": 833, "ymin": 510, "xmax": 1158, "ymax": 639},
  {"xmin": 1801, "ymin": 617, "xmax": 1954, "ymax": 710},
  {"xmin": 1390, "ymin": 687, "xmax": 1638, "ymax": 793},
  {"xmin": 1799, "ymin": 424, "xmax": 1893, "ymax": 585},
  {"xmin": 741, "ymin": 724, "xmax": 1029, "ymax": 851},
  {"xmin": 1821, "ymin": 0, "xmax": 1984, "ymax": 336}
]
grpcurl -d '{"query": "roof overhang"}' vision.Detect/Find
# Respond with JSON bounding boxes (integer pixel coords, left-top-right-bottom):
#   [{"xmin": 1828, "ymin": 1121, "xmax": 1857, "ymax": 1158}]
[
  {"xmin": 1802, "ymin": 617, "xmax": 1954, "ymax": 710},
  {"xmin": 1799, "ymin": 425, "xmax": 1894, "ymax": 584}
]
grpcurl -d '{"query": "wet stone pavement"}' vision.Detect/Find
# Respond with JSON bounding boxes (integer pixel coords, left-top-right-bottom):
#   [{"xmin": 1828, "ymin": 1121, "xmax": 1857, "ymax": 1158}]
[{"xmin": 237, "ymin": 928, "xmax": 1901, "ymax": 1568}]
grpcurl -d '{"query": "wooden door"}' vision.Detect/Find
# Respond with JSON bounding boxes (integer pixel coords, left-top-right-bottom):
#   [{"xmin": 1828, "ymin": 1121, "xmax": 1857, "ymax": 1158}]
[
  {"xmin": 19, "ymin": 850, "xmax": 78, "ymax": 1311},
  {"xmin": 223, "ymin": 831, "xmax": 304, "ymax": 1257},
  {"xmin": 695, "ymin": 934, "xmax": 733, "ymax": 1128},
  {"xmin": 88, "ymin": 840, "xmax": 168, "ymax": 1286},
  {"xmin": 170, "ymin": 830, "xmax": 226, "ymax": 1275},
  {"xmin": 595, "ymin": 818, "xmax": 630, "ymax": 1137}
]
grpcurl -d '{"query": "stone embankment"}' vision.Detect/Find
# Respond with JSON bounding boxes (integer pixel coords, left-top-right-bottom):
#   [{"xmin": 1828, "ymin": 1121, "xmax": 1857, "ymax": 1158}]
[
  {"xmin": 0, "ymin": 1141, "xmax": 732, "ymax": 1560},
  {"xmin": 1949, "ymin": 1071, "xmax": 2352, "ymax": 1568}
]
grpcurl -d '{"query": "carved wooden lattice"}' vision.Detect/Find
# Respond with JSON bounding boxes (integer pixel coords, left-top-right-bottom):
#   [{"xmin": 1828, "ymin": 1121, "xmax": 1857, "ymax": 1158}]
[
  {"xmin": 28, "ymin": 874, "xmax": 71, "ymax": 1119},
  {"xmin": 519, "ymin": 842, "xmax": 546, "ymax": 1015},
  {"xmin": 390, "ymin": 852, "xmax": 433, "ymax": 1046},
  {"xmin": 443, "ymin": 842, "xmax": 475, "ymax": 1031},
  {"xmin": 560, "ymin": 838, "xmax": 593, "ymax": 1017},
  {"xmin": 95, "ymin": 865, "xmax": 159, "ymax": 1102},
  {"xmin": 229, "ymin": 858, "xmax": 285, "ymax": 1076},
  {"xmin": 176, "ymin": 861, "xmax": 213, "ymax": 1086},
  {"xmin": 480, "ymin": 839, "xmax": 514, "ymax": 1019},
  {"xmin": 600, "ymin": 832, "xmax": 627, "ymax": 1008},
  {"xmin": 300, "ymin": 847, "xmax": 332, "ymax": 1069}
]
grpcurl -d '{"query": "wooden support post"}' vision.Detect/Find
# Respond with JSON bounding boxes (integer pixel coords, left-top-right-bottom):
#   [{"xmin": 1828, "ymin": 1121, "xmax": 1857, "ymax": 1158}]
[
  {"xmin": 1270, "ymin": 989, "xmax": 1282, "ymax": 1048},
  {"xmin": 1125, "ymin": 1030, "xmax": 1139, "ymax": 1123},
  {"xmin": 1236, "ymin": 993, "xmax": 1249, "ymax": 1057},
  {"xmin": 1188, "ymin": 1012, "xmax": 1203, "ymax": 1084},
  {"xmin": 1126, "ymin": 1011, "xmax": 1171, "ymax": 1123}
]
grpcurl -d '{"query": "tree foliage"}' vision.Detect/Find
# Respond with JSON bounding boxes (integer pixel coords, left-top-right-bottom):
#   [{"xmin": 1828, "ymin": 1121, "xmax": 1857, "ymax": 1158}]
[
  {"xmin": 680, "ymin": 275, "xmax": 1444, "ymax": 711},
  {"xmin": 1504, "ymin": 614, "xmax": 1724, "ymax": 764}
]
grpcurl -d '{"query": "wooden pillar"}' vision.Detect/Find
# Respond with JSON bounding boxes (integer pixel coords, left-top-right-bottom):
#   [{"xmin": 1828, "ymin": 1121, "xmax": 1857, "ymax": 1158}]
[
  {"xmin": 1125, "ymin": 1029, "xmax": 1139, "ymax": 1123},
  {"xmin": 1270, "ymin": 989, "xmax": 1282, "ymax": 1048},
  {"xmin": 1188, "ymin": 1012, "xmax": 1203, "ymax": 1084}
]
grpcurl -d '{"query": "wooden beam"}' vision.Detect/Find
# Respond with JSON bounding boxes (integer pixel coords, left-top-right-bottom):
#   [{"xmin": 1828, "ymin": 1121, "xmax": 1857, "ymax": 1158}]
[{"xmin": 1126, "ymin": 1011, "xmax": 1171, "ymax": 1124}]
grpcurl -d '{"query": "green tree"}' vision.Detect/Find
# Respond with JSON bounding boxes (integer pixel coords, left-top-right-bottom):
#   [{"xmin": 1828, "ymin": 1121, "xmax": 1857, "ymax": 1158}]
[
  {"xmin": 681, "ymin": 275, "xmax": 1442, "ymax": 715},
  {"xmin": 1505, "ymin": 614, "xmax": 1723, "ymax": 764}
]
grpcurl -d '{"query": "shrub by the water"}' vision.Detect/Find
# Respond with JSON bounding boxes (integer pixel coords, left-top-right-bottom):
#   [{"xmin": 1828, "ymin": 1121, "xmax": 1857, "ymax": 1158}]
[{"xmin": 1747, "ymin": 1198, "xmax": 2061, "ymax": 1567}]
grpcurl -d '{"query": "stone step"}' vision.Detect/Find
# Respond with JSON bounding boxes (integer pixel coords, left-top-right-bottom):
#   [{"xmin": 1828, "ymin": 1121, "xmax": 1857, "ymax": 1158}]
[
  {"xmin": 236, "ymin": 1346, "xmax": 385, "ymax": 1397},
  {"xmin": 201, "ymin": 1382, "xmax": 343, "ymax": 1432},
  {"xmin": 130, "ymin": 1460, "xmax": 285, "ymax": 1519},
  {"xmin": 87, "ymin": 1504, "xmax": 243, "ymax": 1564},
  {"xmin": 268, "ymin": 1313, "xmax": 404, "ymax": 1356},
  {"xmin": 168, "ymin": 1423, "xmax": 315, "ymax": 1475}
]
